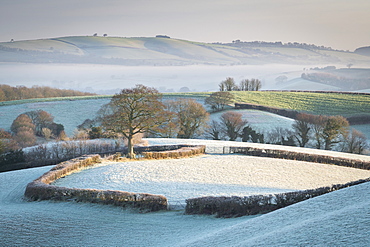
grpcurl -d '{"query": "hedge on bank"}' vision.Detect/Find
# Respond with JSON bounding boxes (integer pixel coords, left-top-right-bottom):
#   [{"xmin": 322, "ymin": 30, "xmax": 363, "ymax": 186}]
[
  {"xmin": 227, "ymin": 146, "xmax": 370, "ymax": 170},
  {"xmin": 185, "ymin": 145, "xmax": 370, "ymax": 217},
  {"xmin": 24, "ymin": 144, "xmax": 206, "ymax": 212},
  {"xmin": 185, "ymin": 178, "xmax": 370, "ymax": 218}
]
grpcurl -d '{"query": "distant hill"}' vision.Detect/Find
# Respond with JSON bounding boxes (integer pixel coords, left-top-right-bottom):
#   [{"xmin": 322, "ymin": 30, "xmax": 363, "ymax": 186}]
[
  {"xmin": 1, "ymin": 36, "xmax": 370, "ymax": 66},
  {"xmin": 300, "ymin": 68, "xmax": 370, "ymax": 91},
  {"xmin": 355, "ymin": 46, "xmax": 370, "ymax": 57}
]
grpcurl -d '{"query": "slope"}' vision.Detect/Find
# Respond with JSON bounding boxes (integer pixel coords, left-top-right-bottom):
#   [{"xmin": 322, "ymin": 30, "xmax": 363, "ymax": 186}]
[
  {"xmin": 1, "ymin": 36, "xmax": 370, "ymax": 66},
  {"xmin": 1, "ymin": 139, "xmax": 369, "ymax": 246}
]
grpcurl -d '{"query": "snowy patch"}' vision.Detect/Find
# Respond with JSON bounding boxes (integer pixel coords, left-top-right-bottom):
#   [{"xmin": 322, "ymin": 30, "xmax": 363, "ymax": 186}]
[{"xmin": 53, "ymin": 139, "xmax": 370, "ymax": 208}]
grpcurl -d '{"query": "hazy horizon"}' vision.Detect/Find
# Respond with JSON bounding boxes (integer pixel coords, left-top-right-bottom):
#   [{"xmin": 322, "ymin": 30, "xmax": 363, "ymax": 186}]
[{"xmin": 1, "ymin": 0, "xmax": 370, "ymax": 51}]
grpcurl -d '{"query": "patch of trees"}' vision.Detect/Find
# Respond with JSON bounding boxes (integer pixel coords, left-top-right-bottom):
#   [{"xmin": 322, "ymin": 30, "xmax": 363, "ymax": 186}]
[
  {"xmin": 156, "ymin": 35, "xmax": 171, "ymax": 39},
  {"xmin": 206, "ymin": 111, "xmax": 368, "ymax": 154},
  {"xmin": 205, "ymin": 91, "xmax": 234, "ymax": 112},
  {"xmin": 227, "ymin": 40, "xmax": 339, "ymax": 52},
  {"xmin": 0, "ymin": 84, "xmax": 95, "ymax": 102},
  {"xmin": 0, "ymin": 110, "xmax": 65, "ymax": 157},
  {"xmin": 301, "ymin": 72, "xmax": 370, "ymax": 90},
  {"xmin": 84, "ymin": 85, "xmax": 209, "ymax": 158},
  {"xmin": 219, "ymin": 77, "xmax": 261, "ymax": 91}
]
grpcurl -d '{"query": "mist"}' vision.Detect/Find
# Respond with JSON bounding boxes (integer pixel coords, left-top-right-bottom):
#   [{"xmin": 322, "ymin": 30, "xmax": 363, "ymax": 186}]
[{"xmin": 0, "ymin": 63, "xmax": 306, "ymax": 94}]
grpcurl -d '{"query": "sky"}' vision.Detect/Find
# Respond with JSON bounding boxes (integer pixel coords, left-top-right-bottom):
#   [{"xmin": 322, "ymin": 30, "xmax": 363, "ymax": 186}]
[{"xmin": 1, "ymin": 0, "xmax": 370, "ymax": 51}]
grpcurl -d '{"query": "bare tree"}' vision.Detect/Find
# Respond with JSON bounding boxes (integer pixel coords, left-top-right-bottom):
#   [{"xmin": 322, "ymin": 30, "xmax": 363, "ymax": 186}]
[
  {"xmin": 11, "ymin": 114, "xmax": 35, "ymax": 134},
  {"xmin": 170, "ymin": 98, "xmax": 209, "ymax": 139},
  {"xmin": 204, "ymin": 91, "xmax": 234, "ymax": 112},
  {"xmin": 205, "ymin": 120, "xmax": 223, "ymax": 140},
  {"xmin": 292, "ymin": 113, "xmax": 311, "ymax": 147},
  {"xmin": 310, "ymin": 115, "xmax": 327, "ymax": 149},
  {"xmin": 25, "ymin": 110, "xmax": 54, "ymax": 136},
  {"xmin": 322, "ymin": 116, "xmax": 349, "ymax": 150},
  {"xmin": 98, "ymin": 84, "xmax": 168, "ymax": 158},
  {"xmin": 340, "ymin": 129, "xmax": 368, "ymax": 154},
  {"xmin": 220, "ymin": 111, "xmax": 248, "ymax": 141},
  {"xmin": 148, "ymin": 108, "xmax": 178, "ymax": 138},
  {"xmin": 219, "ymin": 77, "xmax": 237, "ymax": 91}
]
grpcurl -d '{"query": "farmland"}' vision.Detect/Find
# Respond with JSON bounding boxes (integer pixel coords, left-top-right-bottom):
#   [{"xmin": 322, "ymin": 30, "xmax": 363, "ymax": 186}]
[
  {"xmin": 168, "ymin": 91, "xmax": 370, "ymax": 117},
  {"xmin": 231, "ymin": 91, "xmax": 370, "ymax": 117},
  {"xmin": 1, "ymin": 139, "xmax": 370, "ymax": 246}
]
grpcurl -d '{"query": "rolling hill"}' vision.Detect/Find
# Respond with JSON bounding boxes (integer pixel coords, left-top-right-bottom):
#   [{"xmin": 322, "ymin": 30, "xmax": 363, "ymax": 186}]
[{"xmin": 1, "ymin": 36, "xmax": 370, "ymax": 66}]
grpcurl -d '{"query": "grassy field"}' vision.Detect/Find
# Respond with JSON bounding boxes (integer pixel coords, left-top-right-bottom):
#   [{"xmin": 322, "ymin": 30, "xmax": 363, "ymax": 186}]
[
  {"xmin": 166, "ymin": 91, "xmax": 370, "ymax": 117},
  {"xmin": 232, "ymin": 91, "xmax": 370, "ymax": 117}
]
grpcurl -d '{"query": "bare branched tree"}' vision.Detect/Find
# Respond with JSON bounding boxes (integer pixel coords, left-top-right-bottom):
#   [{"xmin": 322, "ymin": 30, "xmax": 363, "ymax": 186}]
[{"xmin": 98, "ymin": 84, "xmax": 168, "ymax": 158}]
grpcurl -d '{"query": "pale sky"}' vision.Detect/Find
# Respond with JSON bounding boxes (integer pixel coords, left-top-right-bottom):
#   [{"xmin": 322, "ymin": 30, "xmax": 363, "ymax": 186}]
[{"xmin": 1, "ymin": 0, "xmax": 370, "ymax": 51}]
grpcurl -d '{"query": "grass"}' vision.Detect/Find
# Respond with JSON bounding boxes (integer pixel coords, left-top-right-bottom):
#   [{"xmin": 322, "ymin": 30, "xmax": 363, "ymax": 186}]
[
  {"xmin": 165, "ymin": 91, "xmax": 370, "ymax": 117},
  {"xmin": 231, "ymin": 91, "xmax": 370, "ymax": 117}
]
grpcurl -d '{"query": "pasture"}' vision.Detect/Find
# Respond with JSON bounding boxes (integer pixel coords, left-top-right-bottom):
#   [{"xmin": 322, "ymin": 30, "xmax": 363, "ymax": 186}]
[{"xmin": 1, "ymin": 139, "xmax": 370, "ymax": 246}]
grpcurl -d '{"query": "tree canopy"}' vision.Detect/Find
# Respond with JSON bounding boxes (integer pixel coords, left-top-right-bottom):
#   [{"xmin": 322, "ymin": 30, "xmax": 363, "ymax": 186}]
[
  {"xmin": 98, "ymin": 84, "xmax": 168, "ymax": 158},
  {"xmin": 170, "ymin": 98, "xmax": 209, "ymax": 139},
  {"xmin": 205, "ymin": 91, "xmax": 234, "ymax": 112}
]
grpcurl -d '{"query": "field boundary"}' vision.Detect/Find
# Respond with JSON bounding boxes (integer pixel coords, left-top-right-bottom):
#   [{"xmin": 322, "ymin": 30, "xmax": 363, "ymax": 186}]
[
  {"xmin": 24, "ymin": 145, "xmax": 205, "ymax": 212},
  {"xmin": 185, "ymin": 145, "xmax": 370, "ymax": 217}
]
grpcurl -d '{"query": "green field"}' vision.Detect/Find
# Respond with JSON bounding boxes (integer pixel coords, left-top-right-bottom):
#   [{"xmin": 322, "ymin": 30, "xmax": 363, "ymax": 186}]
[
  {"xmin": 232, "ymin": 91, "xmax": 370, "ymax": 117},
  {"xmin": 166, "ymin": 91, "xmax": 370, "ymax": 117}
]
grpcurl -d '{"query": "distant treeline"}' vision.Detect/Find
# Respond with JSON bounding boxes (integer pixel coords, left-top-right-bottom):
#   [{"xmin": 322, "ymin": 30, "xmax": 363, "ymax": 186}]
[
  {"xmin": 223, "ymin": 40, "xmax": 342, "ymax": 51},
  {"xmin": 0, "ymin": 84, "xmax": 95, "ymax": 102},
  {"xmin": 301, "ymin": 73, "xmax": 370, "ymax": 90}
]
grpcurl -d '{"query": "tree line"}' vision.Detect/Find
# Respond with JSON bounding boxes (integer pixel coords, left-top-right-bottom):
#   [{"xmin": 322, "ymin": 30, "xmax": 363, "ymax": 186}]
[
  {"xmin": 219, "ymin": 77, "xmax": 261, "ymax": 91},
  {"xmin": 1, "ymin": 84, "xmax": 368, "ymax": 165},
  {"xmin": 0, "ymin": 84, "xmax": 94, "ymax": 102},
  {"xmin": 301, "ymin": 73, "xmax": 370, "ymax": 90},
  {"xmin": 0, "ymin": 109, "xmax": 66, "ymax": 155},
  {"xmin": 206, "ymin": 111, "xmax": 367, "ymax": 154}
]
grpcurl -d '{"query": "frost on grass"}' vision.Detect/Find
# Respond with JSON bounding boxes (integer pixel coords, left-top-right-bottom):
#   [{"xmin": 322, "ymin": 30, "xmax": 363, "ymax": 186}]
[{"xmin": 53, "ymin": 141, "xmax": 370, "ymax": 207}]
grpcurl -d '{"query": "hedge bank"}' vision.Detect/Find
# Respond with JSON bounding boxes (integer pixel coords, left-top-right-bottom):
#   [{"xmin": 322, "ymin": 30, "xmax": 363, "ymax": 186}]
[
  {"xmin": 226, "ymin": 146, "xmax": 370, "ymax": 170},
  {"xmin": 24, "ymin": 145, "xmax": 205, "ymax": 212},
  {"xmin": 185, "ymin": 178, "xmax": 370, "ymax": 218},
  {"xmin": 185, "ymin": 146, "xmax": 370, "ymax": 217}
]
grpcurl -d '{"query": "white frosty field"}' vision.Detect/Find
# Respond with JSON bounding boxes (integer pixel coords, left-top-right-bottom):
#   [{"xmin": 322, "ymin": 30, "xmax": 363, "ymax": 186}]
[
  {"xmin": 53, "ymin": 154, "xmax": 370, "ymax": 207},
  {"xmin": 1, "ymin": 139, "xmax": 370, "ymax": 246}
]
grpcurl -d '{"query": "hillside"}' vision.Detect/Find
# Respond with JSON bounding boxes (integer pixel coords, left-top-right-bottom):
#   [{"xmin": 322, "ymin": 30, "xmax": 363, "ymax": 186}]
[
  {"xmin": 1, "ymin": 139, "xmax": 370, "ymax": 246},
  {"xmin": 1, "ymin": 36, "xmax": 370, "ymax": 66},
  {"xmin": 355, "ymin": 46, "xmax": 370, "ymax": 57}
]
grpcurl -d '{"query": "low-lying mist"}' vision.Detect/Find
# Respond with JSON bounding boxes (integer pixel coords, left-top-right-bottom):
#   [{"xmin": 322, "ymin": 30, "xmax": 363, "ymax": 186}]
[{"xmin": 0, "ymin": 63, "xmax": 307, "ymax": 94}]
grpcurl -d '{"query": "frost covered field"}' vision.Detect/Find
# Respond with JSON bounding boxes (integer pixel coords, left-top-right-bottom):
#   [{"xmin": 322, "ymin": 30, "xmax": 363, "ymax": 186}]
[
  {"xmin": 1, "ymin": 139, "xmax": 370, "ymax": 246},
  {"xmin": 53, "ymin": 154, "xmax": 370, "ymax": 207}
]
